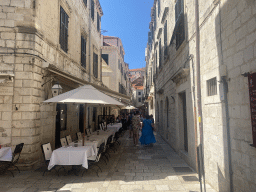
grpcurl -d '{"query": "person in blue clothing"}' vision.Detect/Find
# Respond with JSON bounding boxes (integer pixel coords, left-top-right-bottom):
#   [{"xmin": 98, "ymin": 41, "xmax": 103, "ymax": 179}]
[{"xmin": 139, "ymin": 115, "xmax": 156, "ymax": 146}]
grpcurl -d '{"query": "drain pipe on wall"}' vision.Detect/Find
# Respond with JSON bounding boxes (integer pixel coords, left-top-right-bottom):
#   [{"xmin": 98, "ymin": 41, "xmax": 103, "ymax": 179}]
[
  {"xmin": 195, "ymin": 0, "xmax": 206, "ymax": 192},
  {"xmin": 88, "ymin": 0, "xmax": 92, "ymax": 83},
  {"xmin": 218, "ymin": 2, "xmax": 234, "ymax": 191}
]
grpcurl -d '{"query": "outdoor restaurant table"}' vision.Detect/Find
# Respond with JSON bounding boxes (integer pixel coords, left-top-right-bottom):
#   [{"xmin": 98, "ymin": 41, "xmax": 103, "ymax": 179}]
[
  {"xmin": 90, "ymin": 130, "xmax": 115, "ymax": 144},
  {"xmin": 48, "ymin": 145, "xmax": 95, "ymax": 170},
  {"xmin": 107, "ymin": 123, "xmax": 122, "ymax": 132},
  {"xmin": 0, "ymin": 147, "xmax": 12, "ymax": 161},
  {"xmin": 70, "ymin": 140, "xmax": 98, "ymax": 160}
]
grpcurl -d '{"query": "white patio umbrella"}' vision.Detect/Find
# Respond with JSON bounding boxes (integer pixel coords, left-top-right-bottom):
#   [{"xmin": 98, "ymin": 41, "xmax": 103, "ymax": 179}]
[
  {"xmin": 43, "ymin": 85, "xmax": 124, "ymax": 134},
  {"xmin": 121, "ymin": 105, "xmax": 137, "ymax": 110},
  {"xmin": 43, "ymin": 85, "xmax": 124, "ymax": 106}
]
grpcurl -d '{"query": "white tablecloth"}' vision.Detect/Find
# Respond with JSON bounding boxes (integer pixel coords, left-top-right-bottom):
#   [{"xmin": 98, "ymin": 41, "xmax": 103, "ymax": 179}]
[
  {"xmin": 107, "ymin": 123, "xmax": 122, "ymax": 132},
  {"xmin": 70, "ymin": 140, "xmax": 99, "ymax": 160},
  {"xmin": 90, "ymin": 130, "xmax": 115, "ymax": 144},
  {"xmin": 48, "ymin": 146, "xmax": 95, "ymax": 170},
  {"xmin": 0, "ymin": 147, "xmax": 12, "ymax": 161}
]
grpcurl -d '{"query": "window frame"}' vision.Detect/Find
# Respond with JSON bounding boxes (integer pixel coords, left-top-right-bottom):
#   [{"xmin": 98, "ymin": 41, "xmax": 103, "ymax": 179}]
[
  {"xmin": 102, "ymin": 54, "xmax": 109, "ymax": 65},
  {"xmin": 83, "ymin": 0, "xmax": 87, "ymax": 7},
  {"xmin": 93, "ymin": 52, "xmax": 98, "ymax": 78},
  {"xmin": 59, "ymin": 7, "xmax": 69, "ymax": 53},
  {"xmin": 91, "ymin": 0, "xmax": 94, "ymax": 21},
  {"xmin": 207, "ymin": 77, "xmax": 217, "ymax": 96},
  {"xmin": 81, "ymin": 36, "xmax": 87, "ymax": 69},
  {"xmin": 175, "ymin": 0, "xmax": 185, "ymax": 50}
]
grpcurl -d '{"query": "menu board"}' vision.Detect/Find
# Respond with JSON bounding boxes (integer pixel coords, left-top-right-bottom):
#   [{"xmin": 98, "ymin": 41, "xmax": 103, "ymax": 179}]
[{"xmin": 248, "ymin": 73, "xmax": 256, "ymax": 146}]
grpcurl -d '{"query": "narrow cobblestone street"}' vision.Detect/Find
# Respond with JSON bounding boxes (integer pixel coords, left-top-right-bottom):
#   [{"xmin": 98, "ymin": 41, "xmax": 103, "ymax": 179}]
[{"xmin": 0, "ymin": 132, "xmax": 217, "ymax": 192}]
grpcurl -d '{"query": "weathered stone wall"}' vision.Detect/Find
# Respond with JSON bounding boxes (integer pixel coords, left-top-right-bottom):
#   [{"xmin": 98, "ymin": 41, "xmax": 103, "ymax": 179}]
[
  {"xmin": 219, "ymin": 0, "xmax": 256, "ymax": 191},
  {"xmin": 151, "ymin": 0, "xmax": 256, "ymax": 191},
  {"xmin": 0, "ymin": 0, "xmax": 103, "ymax": 168}
]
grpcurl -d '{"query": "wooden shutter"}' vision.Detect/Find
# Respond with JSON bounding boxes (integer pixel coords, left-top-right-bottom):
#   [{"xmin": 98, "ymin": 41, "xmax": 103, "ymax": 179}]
[
  {"xmin": 81, "ymin": 36, "xmax": 86, "ymax": 68},
  {"xmin": 60, "ymin": 7, "xmax": 69, "ymax": 52}
]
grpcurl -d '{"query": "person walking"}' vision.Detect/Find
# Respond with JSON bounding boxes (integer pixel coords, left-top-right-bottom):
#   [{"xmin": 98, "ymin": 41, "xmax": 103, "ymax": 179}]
[
  {"xmin": 139, "ymin": 115, "xmax": 156, "ymax": 146},
  {"xmin": 128, "ymin": 113, "xmax": 133, "ymax": 138},
  {"xmin": 132, "ymin": 111, "xmax": 141, "ymax": 146}
]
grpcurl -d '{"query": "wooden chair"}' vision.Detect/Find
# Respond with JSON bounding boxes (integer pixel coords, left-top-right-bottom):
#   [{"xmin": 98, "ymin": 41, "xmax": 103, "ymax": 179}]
[
  {"xmin": 66, "ymin": 135, "xmax": 72, "ymax": 145},
  {"xmin": 60, "ymin": 138, "xmax": 68, "ymax": 147},
  {"xmin": 77, "ymin": 132, "xmax": 83, "ymax": 140}
]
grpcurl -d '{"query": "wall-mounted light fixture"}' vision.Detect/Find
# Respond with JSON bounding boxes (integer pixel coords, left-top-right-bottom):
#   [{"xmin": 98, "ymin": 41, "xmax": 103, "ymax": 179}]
[{"xmin": 52, "ymin": 82, "xmax": 62, "ymax": 97}]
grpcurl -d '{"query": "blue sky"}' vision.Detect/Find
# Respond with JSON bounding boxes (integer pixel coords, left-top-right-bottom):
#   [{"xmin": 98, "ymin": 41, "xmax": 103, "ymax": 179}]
[{"xmin": 100, "ymin": 0, "xmax": 154, "ymax": 70}]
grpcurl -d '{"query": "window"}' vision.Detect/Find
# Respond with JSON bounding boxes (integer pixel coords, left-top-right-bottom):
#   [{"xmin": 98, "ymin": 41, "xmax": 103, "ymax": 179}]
[
  {"xmin": 97, "ymin": 12, "xmax": 101, "ymax": 32},
  {"xmin": 91, "ymin": 0, "xmax": 94, "ymax": 21},
  {"xmin": 102, "ymin": 54, "xmax": 108, "ymax": 65},
  {"xmin": 83, "ymin": 0, "xmax": 87, "ymax": 7},
  {"xmin": 158, "ymin": 0, "xmax": 161, "ymax": 17},
  {"xmin": 93, "ymin": 53, "xmax": 98, "ymax": 78},
  {"xmin": 60, "ymin": 7, "xmax": 69, "ymax": 52},
  {"xmin": 138, "ymin": 92, "xmax": 141, "ymax": 95},
  {"xmin": 159, "ymin": 39, "xmax": 162, "ymax": 69},
  {"xmin": 155, "ymin": 50, "xmax": 158, "ymax": 73},
  {"xmin": 81, "ymin": 36, "xmax": 86, "ymax": 68},
  {"xmin": 164, "ymin": 21, "xmax": 168, "ymax": 57},
  {"xmin": 175, "ymin": 0, "xmax": 185, "ymax": 49},
  {"xmin": 207, "ymin": 77, "xmax": 217, "ymax": 96},
  {"xmin": 138, "ymin": 98, "xmax": 141, "ymax": 102}
]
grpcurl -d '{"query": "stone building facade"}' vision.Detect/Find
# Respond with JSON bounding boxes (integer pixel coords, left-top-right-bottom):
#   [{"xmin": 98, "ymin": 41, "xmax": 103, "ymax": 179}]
[
  {"xmin": 145, "ymin": 0, "xmax": 256, "ymax": 191},
  {"xmin": 0, "ymin": 0, "xmax": 129, "ymax": 169},
  {"xmin": 101, "ymin": 36, "xmax": 131, "ymax": 97}
]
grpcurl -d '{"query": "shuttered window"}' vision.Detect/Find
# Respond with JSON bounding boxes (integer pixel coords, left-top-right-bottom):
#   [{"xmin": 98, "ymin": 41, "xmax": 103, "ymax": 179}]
[
  {"xmin": 164, "ymin": 21, "xmax": 168, "ymax": 57},
  {"xmin": 60, "ymin": 7, "xmax": 69, "ymax": 52},
  {"xmin": 97, "ymin": 12, "xmax": 101, "ymax": 32},
  {"xmin": 158, "ymin": 0, "xmax": 160, "ymax": 17},
  {"xmin": 175, "ymin": 0, "xmax": 185, "ymax": 49},
  {"xmin": 81, "ymin": 36, "xmax": 86, "ymax": 69},
  {"xmin": 83, "ymin": 0, "xmax": 87, "ymax": 7},
  {"xmin": 93, "ymin": 53, "xmax": 98, "ymax": 78},
  {"xmin": 159, "ymin": 39, "xmax": 162, "ymax": 69},
  {"xmin": 91, "ymin": 0, "xmax": 94, "ymax": 21}
]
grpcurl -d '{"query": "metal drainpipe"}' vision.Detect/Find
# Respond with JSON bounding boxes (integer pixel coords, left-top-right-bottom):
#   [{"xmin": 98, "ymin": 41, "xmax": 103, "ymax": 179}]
[
  {"xmin": 218, "ymin": 2, "xmax": 234, "ymax": 191},
  {"xmin": 88, "ymin": 0, "xmax": 92, "ymax": 83},
  {"xmin": 195, "ymin": 0, "xmax": 206, "ymax": 192}
]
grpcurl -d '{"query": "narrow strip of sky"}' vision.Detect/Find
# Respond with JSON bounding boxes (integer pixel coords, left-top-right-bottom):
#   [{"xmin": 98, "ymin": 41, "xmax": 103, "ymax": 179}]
[{"xmin": 100, "ymin": 0, "xmax": 154, "ymax": 70}]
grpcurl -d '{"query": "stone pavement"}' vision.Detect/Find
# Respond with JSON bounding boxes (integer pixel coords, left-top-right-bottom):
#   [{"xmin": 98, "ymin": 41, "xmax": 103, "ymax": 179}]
[{"xmin": 0, "ymin": 132, "xmax": 217, "ymax": 192}]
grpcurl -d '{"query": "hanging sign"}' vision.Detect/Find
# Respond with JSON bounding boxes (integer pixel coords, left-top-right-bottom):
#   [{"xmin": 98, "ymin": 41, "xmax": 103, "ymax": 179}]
[{"xmin": 248, "ymin": 73, "xmax": 256, "ymax": 147}]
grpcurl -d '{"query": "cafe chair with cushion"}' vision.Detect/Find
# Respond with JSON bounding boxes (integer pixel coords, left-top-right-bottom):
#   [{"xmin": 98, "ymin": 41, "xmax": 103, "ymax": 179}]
[
  {"xmin": 66, "ymin": 135, "xmax": 72, "ymax": 145},
  {"xmin": 41, "ymin": 143, "xmax": 61, "ymax": 176},
  {"xmin": 81, "ymin": 143, "xmax": 105, "ymax": 177},
  {"xmin": 60, "ymin": 138, "xmax": 68, "ymax": 147},
  {"xmin": 77, "ymin": 132, "xmax": 83, "ymax": 140}
]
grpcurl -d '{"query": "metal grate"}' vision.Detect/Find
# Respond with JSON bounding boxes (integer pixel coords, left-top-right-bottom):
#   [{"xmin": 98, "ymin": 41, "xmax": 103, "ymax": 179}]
[{"xmin": 207, "ymin": 77, "xmax": 217, "ymax": 96}]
